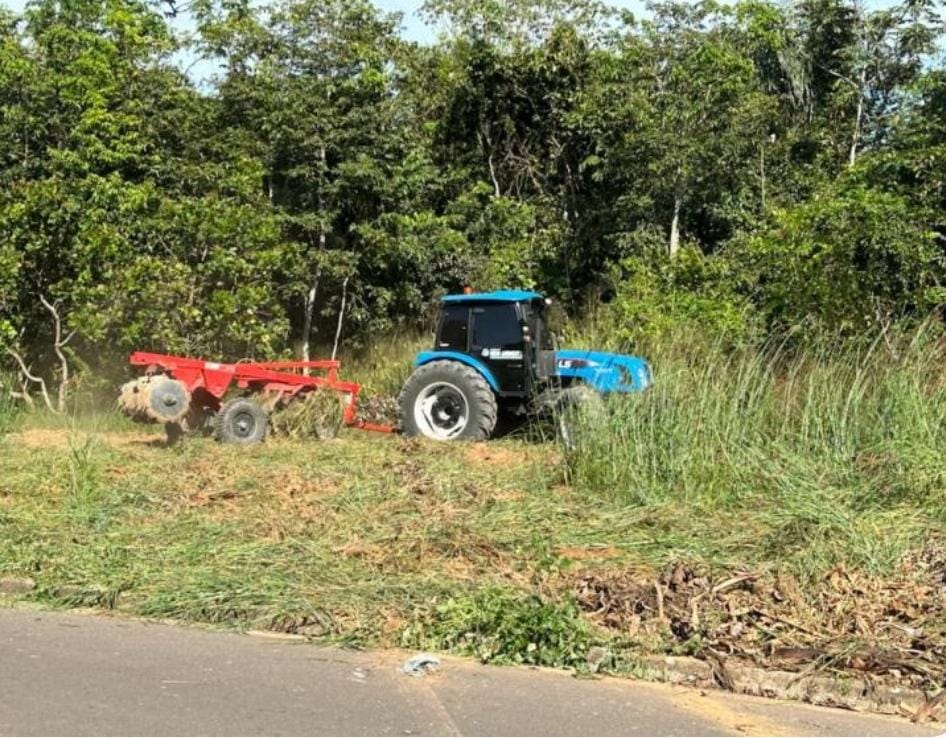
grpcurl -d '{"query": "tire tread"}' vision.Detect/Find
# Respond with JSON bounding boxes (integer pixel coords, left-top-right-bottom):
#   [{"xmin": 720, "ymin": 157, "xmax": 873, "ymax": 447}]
[{"xmin": 214, "ymin": 397, "xmax": 269, "ymax": 444}]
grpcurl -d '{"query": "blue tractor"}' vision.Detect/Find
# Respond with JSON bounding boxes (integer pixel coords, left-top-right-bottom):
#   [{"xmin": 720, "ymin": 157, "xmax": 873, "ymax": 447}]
[{"xmin": 398, "ymin": 290, "xmax": 651, "ymax": 441}]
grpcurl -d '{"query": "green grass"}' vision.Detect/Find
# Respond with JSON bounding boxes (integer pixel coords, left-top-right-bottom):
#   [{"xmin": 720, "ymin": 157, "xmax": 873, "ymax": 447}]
[
  {"xmin": 0, "ymin": 372, "xmax": 21, "ymax": 437},
  {"xmin": 0, "ymin": 329, "xmax": 944, "ymax": 677},
  {"xmin": 341, "ymin": 331, "xmax": 429, "ymax": 397},
  {"xmin": 0, "ymin": 429, "xmax": 574, "ymax": 643}
]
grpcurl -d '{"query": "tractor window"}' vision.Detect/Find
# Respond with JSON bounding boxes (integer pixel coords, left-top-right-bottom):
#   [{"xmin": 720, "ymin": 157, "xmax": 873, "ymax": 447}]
[
  {"xmin": 438, "ymin": 305, "xmax": 469, "ymax": 350},
  {"xmin": 470, "ymin": 304, "xmax": 524, "ymax": 352}
]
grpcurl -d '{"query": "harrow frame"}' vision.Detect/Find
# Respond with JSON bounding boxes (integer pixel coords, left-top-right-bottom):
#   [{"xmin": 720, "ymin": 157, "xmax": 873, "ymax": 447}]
[{"xmin": 128, "ymin": 351, "xmax": 395, "ymax": 434}]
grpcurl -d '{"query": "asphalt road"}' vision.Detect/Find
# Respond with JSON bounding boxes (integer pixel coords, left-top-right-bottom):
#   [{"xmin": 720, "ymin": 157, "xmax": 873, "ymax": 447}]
[{"xmin": 0, "ymin": 609, "xmax": 935, "ymax": 737}]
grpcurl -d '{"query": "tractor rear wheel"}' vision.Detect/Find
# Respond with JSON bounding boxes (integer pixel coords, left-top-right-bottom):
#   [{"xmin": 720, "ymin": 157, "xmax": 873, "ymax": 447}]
[
  {"xmin": 214, "ymin": 397, "xmax": 268, "ymax": 444},
  {"xmin": 398, "ymin": 361, "xmax": 497, "ymax": 441}
]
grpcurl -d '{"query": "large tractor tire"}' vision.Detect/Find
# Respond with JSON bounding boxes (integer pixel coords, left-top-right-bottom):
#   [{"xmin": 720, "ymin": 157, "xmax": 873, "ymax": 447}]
[
  {"xmin": 398, "ymin": 360, "xmax": 498, "ymax": 441},
  {"xmin": 214, "ymin": 397, "xmax": 268, "ymax": 444}
]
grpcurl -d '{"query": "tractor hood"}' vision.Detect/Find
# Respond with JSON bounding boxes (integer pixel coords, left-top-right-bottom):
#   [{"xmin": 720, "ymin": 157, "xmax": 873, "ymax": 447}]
[{"xmin": 555, "ymin": 349, "xmax": 652, "ymax": 393}]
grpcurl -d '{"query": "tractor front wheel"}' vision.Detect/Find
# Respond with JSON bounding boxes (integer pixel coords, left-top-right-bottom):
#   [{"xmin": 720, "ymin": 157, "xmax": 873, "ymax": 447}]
[
  {"xmin": 398, "ymin": 361, "xmax": 497, "ymax": 441},
  {"xmin": 214, "ymin": 397, "xmax": 268, "ymax": 444},
  {"xmin": 552, "ymin": 385, "xmax": 605, "ymax": 450}
]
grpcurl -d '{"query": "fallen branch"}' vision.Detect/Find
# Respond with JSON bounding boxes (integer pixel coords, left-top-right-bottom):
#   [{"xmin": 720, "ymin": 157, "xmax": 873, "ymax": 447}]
[
  {"xmin": 704, "ymin": 647, "xmax": 735, "ymax": 691},
  {"xmin": 912, "ymin": 689, "xmax": 946, "ymax": 724},
  {"xmin": 712, "ymin": 573, "xmax": 757, "ymax": 596}
]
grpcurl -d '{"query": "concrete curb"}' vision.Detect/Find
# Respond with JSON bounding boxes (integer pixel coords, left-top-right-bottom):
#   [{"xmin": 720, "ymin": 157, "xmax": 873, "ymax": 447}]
[{"xmin": 641, "ymin": 655, "xmax": 938, "ymax": 720}]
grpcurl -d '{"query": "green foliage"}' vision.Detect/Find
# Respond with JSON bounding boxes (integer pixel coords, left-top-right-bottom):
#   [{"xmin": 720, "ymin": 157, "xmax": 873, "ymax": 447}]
[
  {"xmin": 0, "ymin": 0, "xmax": 300, "ymax": 375},
  {"xmin": 731, "ymin": 183, "xmax": 946, "ymax": 333},
  {"xmin": 403, "ymin": 588, "xmax": 599, "ymax": 667},
  {"xmin": 601, "ymin": 233, "xmax": 760, "ymax": 346},
  {"xmin": 2, "ymin": 0, "xmax": 946, "ymax": 399}
]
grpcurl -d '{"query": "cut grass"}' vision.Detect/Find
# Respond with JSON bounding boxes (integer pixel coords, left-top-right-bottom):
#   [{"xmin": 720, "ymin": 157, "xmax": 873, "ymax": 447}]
[{"xmin": 0, "ymin": 430, "xmax": 571, "ymax": 643}]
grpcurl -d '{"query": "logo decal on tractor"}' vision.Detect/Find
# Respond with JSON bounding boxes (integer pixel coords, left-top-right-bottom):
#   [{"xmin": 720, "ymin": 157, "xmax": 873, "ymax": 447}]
[{"xmin": 481, "ymin": 348, "xmax": 523, "ymax": 360}]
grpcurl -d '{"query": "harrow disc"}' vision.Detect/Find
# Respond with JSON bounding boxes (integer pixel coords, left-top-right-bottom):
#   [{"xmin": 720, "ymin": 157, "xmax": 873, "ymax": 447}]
[{"xmin": 119, "ymin": 375, "xmax": 192, "ymax": 424}]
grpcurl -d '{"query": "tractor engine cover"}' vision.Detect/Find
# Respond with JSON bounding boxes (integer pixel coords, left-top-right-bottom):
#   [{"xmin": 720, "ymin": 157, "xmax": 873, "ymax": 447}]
[{"xmin": 119, "ymin": 375, "xmax": 191, "ymax": 424}]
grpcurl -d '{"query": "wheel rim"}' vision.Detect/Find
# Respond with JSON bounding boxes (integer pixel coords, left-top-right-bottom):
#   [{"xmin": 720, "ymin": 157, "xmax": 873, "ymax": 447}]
[
  {"xmin": 231, "ymin": 410, "xmax": 258, "ymax": 439},
  {"xmin": 413, "ymin": 382, "xmax": 469, "ymax": 440}
]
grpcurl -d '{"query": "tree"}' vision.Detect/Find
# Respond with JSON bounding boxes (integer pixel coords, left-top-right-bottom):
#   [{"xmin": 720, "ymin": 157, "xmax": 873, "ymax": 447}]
[
  {"xmin": 794, "ymin": 0, "xmax": 942, "ymax": 168},
  {"xmin": 0, "ymin": 0, "xmax": 300, "ymax": 404},
  {"xmin": 730, "ymin": 182, "xmax": 945, "ymax": 333},
  {"xmin": 211, "ymin": 0, "xmax": 432, "ymax": 353},
  {"xmin": 585, "ymin": 2, "xmax": 775, "ymax": 259},
  {"xmin": 420, "ymin": 0, "xmax": 608, "ymax": 48}
]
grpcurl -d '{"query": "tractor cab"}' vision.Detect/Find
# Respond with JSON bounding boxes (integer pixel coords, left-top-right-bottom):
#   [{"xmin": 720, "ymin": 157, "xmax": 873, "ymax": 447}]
[
  {"xmin": 423, "ymin": 290, "xmax": 554, "ymax": 398},
  {"xmin": 398, "ymin": 290, "xmax": 651, "ymax": 442}
]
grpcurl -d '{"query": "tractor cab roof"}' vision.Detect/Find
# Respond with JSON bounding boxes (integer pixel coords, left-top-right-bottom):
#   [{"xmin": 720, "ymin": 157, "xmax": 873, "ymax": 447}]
[{"xmin": 441, "ymin": 290, "xmax": 542, "ymax": 304}]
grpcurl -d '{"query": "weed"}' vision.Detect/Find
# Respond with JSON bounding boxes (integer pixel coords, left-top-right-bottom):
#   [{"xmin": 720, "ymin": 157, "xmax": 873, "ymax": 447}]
[
  {"xmin": 64, "ymin": 433, "xmax": 104, "ymax": 525},
  {"xmin": 402, "ymin": 587, "xmax": 600, "ymax": 668},
  {"xmin": 342, "ymin": 332, "xmax": 428, "ymax": 398}
]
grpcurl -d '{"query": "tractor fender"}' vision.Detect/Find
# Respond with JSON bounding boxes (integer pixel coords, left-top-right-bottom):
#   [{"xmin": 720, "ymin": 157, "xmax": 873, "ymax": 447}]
[{"xmin": 413, "ymin": 351, "xmax": 500, "ymax": 393}]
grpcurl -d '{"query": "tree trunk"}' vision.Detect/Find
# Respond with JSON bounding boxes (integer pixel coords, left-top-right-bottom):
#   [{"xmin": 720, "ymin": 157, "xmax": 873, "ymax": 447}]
[
  {"xmin": 301, "ymin": 272, "xmax": 320, "ymax": 364},
  {"xmin": 669, "ymin": 194, "xmax": 682, "ymax": 258},
  {"xmin": 302, "ymin": 144, "xmax": 329, "ymax": 366},
  {"xmin": 848, "ymin": 92, "xmax": 864, "ymax": 168},
  {"xmin": 849, "ymin": 68, "xmax": 867, "ymax": 168},
  {"xmin": 331, "ymin": 276, "xmax": 349, "ymax": 361},
  {"xmin": 760, "ymin": 143, "xmax": 766, "ymax": 211}
]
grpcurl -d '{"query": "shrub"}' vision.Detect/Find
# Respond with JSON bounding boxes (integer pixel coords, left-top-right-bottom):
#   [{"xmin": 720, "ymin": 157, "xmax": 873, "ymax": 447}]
[{"xmin": 402, "ymin": 588, "xmax": 599, "ymax": 667}]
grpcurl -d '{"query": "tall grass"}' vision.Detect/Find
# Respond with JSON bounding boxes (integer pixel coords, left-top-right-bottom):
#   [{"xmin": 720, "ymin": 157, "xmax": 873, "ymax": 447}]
[
  {"xmin": 0, "ymin": 372, "xmax": 21, "ymax": 437},
  {"xmin": 342, "ymin": 330, "xmax": 429, "ymax": 397},
  {"xmin": 567, "ymin": 325, "xmax": 946, "ymax": 577}
]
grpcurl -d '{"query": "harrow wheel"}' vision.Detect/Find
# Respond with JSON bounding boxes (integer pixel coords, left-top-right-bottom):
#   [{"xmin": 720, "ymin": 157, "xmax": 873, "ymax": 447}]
[{"xmin": 214, "ymin": 397, "xmax": 268, "ymax": 444}]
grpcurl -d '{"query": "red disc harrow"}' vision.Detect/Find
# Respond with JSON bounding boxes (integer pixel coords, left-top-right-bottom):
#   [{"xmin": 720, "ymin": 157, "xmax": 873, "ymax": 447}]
[{"xmin": 127, "ymin": 351, "xmax": 395, "ymax": 434}]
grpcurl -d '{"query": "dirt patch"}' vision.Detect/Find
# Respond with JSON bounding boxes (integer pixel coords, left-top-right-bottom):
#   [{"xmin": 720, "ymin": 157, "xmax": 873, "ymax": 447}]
[
  {"xmin": 555, "ymin": 545, "xmax": 624, "ymax": 561},
  {"xmin": 465, "ymin": 444, "xmax": 530, "ymax": 468},
  {"xmin": 572, "ymin": 546, "xmax": 946, "ymax": 691},
  {"xmin": 11, "ymin": 428, "xmax": 163, "ymax": 450},
  {"xmin": 154, "ymin": 459, "xmax": 342, "ymax": 534}
]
